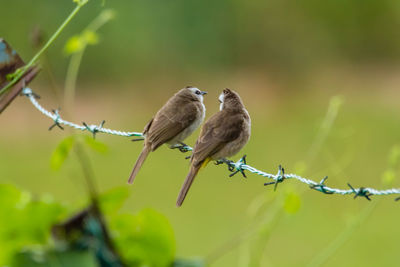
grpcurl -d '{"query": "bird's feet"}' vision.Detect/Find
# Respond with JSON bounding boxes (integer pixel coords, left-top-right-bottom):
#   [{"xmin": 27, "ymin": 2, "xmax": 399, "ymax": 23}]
[
  {"xmin": 215, "ymin": 155, "xmax": 247, "ymax": 178},
  {"xmin": 171, "ymin": 142, "xmax": 192, "ymax": 153}
]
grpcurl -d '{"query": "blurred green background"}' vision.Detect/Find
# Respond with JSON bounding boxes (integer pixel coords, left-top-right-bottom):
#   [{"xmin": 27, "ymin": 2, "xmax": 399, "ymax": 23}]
[{"xmin": 1, "ymin": 0, "xmax": 400, "ymax": 266}]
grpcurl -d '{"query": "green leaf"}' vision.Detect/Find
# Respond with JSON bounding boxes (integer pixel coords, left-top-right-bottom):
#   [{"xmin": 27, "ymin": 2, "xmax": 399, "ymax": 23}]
[
  {"xmin": 99, "ymin": 186, "xmax": 130, "ymax": 214},
  {"xmin": 64, "ymin": 35, "xmax": 84, "ymax": 55},
  {"xmin": 0, "ymin": 184, "xmax": 66, "ymax": 266},
  {"xmin": 111, "ymin": 209, "xmax": 175, "ymax": 267},
  {"xmin": 83, "ymin": 30, "xmax": 99, "ymax": 45},
  {"xmin": 50, "ymin": 136, "xmax": 75, "ymax": 170},
  {"xmin": 83, "ymin": 135, "xmax": 108, "ymax": 154},
  {"xmin": 283, "ymin": 191, "xmax": 301, "ymax": 214}
]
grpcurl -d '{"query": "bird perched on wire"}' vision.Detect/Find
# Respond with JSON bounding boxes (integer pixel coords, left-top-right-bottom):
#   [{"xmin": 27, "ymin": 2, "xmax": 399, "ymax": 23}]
[
  {"xmin": 177, "ymin": 88, "xmax": 251, "ymax": 206},
  {"xmin": 128, "ymin": 86, "xmax": 207, "ymax": 184}
]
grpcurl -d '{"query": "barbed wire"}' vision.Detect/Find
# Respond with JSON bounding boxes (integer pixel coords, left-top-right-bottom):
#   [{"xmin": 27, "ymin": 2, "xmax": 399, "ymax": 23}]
[
  {"xmin": 22, "ymin": 88, "xmax": 142, "ymax": 138},
  {"xmin": 22, "ymin": 87, "xmax": 400, "ymax": 200}
]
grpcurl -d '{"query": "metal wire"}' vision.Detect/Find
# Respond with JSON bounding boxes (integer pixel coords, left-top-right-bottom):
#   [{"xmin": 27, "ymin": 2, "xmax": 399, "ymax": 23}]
[
  {"xmin": 22, "ymin": 87, "xmax": 142, "ymax": 137},
  {"xmin": 22, "ymin": 87, "xmax": 400, "ymax": 200}
]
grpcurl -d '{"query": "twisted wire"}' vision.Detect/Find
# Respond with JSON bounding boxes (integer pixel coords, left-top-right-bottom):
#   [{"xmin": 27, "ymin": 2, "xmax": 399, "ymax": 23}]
[
  {"xmin": 22, "ymin": 87, "xmax": 400, "ymax": 199},
  {"xmin": 22, "ymin": 88, "xmax": 142, "ymax": 137}
]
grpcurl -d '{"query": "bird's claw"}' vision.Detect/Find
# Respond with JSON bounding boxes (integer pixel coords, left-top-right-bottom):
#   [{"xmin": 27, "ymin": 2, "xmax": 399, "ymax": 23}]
[
  {"xmin": 215, "ymin": 158, "xmax": 247, "ymax": 177},
  {"xmin": 171, "ymin": 143, "xmax": 190, "ymax": 153},
  {"xmin": 178, "ymin": 146, "xmax": 190, "ymax": 153},
  {"xmin": 215, "ymin": 160, "xmax": 224, "ymax": 165}
]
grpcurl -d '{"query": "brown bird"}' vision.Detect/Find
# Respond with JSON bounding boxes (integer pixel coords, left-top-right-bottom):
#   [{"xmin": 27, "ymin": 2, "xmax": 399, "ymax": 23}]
[
  {"xmin": 128, "ymin": 86, "xmax": 207, "ymax": 184},
  {"xmin": 176, "ymin": 88, "xmax": 251, "ymax": 206}
]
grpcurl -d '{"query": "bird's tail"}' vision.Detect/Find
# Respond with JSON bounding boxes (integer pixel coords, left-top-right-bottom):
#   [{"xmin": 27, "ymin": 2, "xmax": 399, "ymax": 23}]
[
  {"xmin": 128, "ymin": 145, "xmax": 150, "ymax": 184},
  {"xmin": 176, "ymin": 157, "xmax": 211, "ymax": 207}
]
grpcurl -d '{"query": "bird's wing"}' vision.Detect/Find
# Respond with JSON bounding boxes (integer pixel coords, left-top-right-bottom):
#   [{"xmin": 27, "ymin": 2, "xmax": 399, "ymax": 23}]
[
  {"xmin": 191, "ymin": 110, "xmax": 243, "ymax": 165},
  {"xmin": 147, "ymin": 101, "xmax": 199, "ymax": 150},
  {"xmin": 143, "ymin": 118, "xmax": 154, "ymax": 136}
]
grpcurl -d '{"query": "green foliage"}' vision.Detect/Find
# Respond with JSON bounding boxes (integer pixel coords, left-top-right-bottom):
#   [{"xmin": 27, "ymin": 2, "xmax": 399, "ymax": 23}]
[
  {"xmin": 50, "ymin": 135, "xmax": 76, "ymax": 170},
  {"xmin": 110, "ymin": 209, "xmax": 176, "ymax": 267},
  {"xmin": 64, "ymin": 31, "xmax": 99, "ymax": 55},
  {"xmin": 84, "ymin": 135, "xmax": 108, "ymax": 154},
  {"xmin": 64, "ymin": 9, "xmax": 115, "ymax": 55},
  {"xmin": 98, "ymin": 186, "xmax": 129, "ymax": 214},
  {"xmin": 0, "ymin": 183, "xmax": 185, "ymax": 267},
  {"xmin": 64, "ymin": 36, "xmax": 85, "ymax": 54},
  {"xmin": 50, "ymin": 135, "xmax": 108, "ymax": 171},
  {"xmin": 0, "ymin": 184, "xmax": 66, "ymax": 265}
]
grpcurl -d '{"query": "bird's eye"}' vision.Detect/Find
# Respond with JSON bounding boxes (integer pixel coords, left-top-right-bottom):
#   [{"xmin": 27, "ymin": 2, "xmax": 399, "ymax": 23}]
[{"xmin": 195, "ymin": 90, "xmax": 201, "ymax": 95}]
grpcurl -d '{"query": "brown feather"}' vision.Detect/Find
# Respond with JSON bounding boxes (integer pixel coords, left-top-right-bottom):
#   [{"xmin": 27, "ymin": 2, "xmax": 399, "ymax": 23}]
[
  {"xmin": 146, "ymin": 91, "xmax": 203, "ymax": 150},
  {"xmin": 191, "ymin": 110, "xmax": 245, "ymax": 165},
  {"xmin": 128, "ymin": 145, "xmax": 150, "ymax": 184},
  {"xmin": 176, "ymin": 164, "xmax": 201, "ymax": 206},
  {"xmin": 177, "ymin": 88, "xmax": 251, "ymax": 205},
  {"xmin": 128, "ymin": 87, "xmax": 205, "ymax": 184}
]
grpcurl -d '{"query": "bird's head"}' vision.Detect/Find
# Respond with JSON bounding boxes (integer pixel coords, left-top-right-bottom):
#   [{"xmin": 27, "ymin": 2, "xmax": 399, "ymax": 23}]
[
  {"xmin": 219, "ymin": 88, "xmax": 244, "ymax": 110},
  {"xmin": 183, "ymin": 86, "xmax": 207, "ymax": 102}
]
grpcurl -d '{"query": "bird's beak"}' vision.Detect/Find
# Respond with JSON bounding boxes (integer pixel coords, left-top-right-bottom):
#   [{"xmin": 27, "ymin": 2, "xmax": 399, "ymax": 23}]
[{"xmin": 201, "ymin": 91, "xmax": 207, "ymax": 95}]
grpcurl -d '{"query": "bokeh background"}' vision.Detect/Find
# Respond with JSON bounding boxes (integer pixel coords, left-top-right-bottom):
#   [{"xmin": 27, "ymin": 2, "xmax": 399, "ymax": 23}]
[{"xmin": 1, "ymin": 0, "xmax": 400, "ymax": 266}]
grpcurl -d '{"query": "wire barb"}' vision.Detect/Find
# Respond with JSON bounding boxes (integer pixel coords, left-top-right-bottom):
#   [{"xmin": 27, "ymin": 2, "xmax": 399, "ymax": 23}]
[
  {"xmin": 82, "ymin": 120, "xmax": 105, "ymax": 139},
  {"xmin": 21, "ymin": 87, "xmax": 40, "ymax": 99},
  {"xmin": 228, "ymin": 155, "xmax": 247, "ymax": 178},
  {"xmin": 310, "ymin": 176, "xmax": 334, "ymax": 194},
  {"xmin": 21, "ymin": 87, "xmax": 400, "ymax": 200},
  {"xmin": 348, "ymin": 183, "xmax": 372, "ymax": 201},
  {"xmin": 22, "ymin": 88, "xmax": 142, "ymax": 137},
  {"xmin": 264, "ymin": 165, "xmax": 285, "ymax": 191},
  {"xmin": 49, "ymin": 108, "xmax": 64, "ymax": 131},
  {"xmin": 215, "ymin": 158, "xmax": 235, "ymax": 174}
]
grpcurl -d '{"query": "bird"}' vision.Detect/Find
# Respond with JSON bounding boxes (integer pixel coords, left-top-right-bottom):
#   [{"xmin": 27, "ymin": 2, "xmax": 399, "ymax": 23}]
[
  {"xmin": 128, "ymin": 86, "xmax": 207, "ymax": 184},
  {"xmin": 176, "ymin": 88, "xmax": 251, "ymax": 206}
]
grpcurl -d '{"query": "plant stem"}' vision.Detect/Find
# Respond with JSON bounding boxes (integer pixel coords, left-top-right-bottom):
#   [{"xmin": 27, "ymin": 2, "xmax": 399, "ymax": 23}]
[
  {"xmin": 64, "ymin": 8, "xmax": 115, "ymax": 199},
  {"xmin": 74, "ymin": 140, "xmax": 98, "ymax": 199},
  {"xmin": 64, "ymin": 9, "xmax": 114, "ymax": 112},
  {"xmin": 0, "ymin": 1, "xmax": 88, "ymax": 96},
  {"xmin": 64, "ymin": 50, "xmax": 85, "ymax": 113}
]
